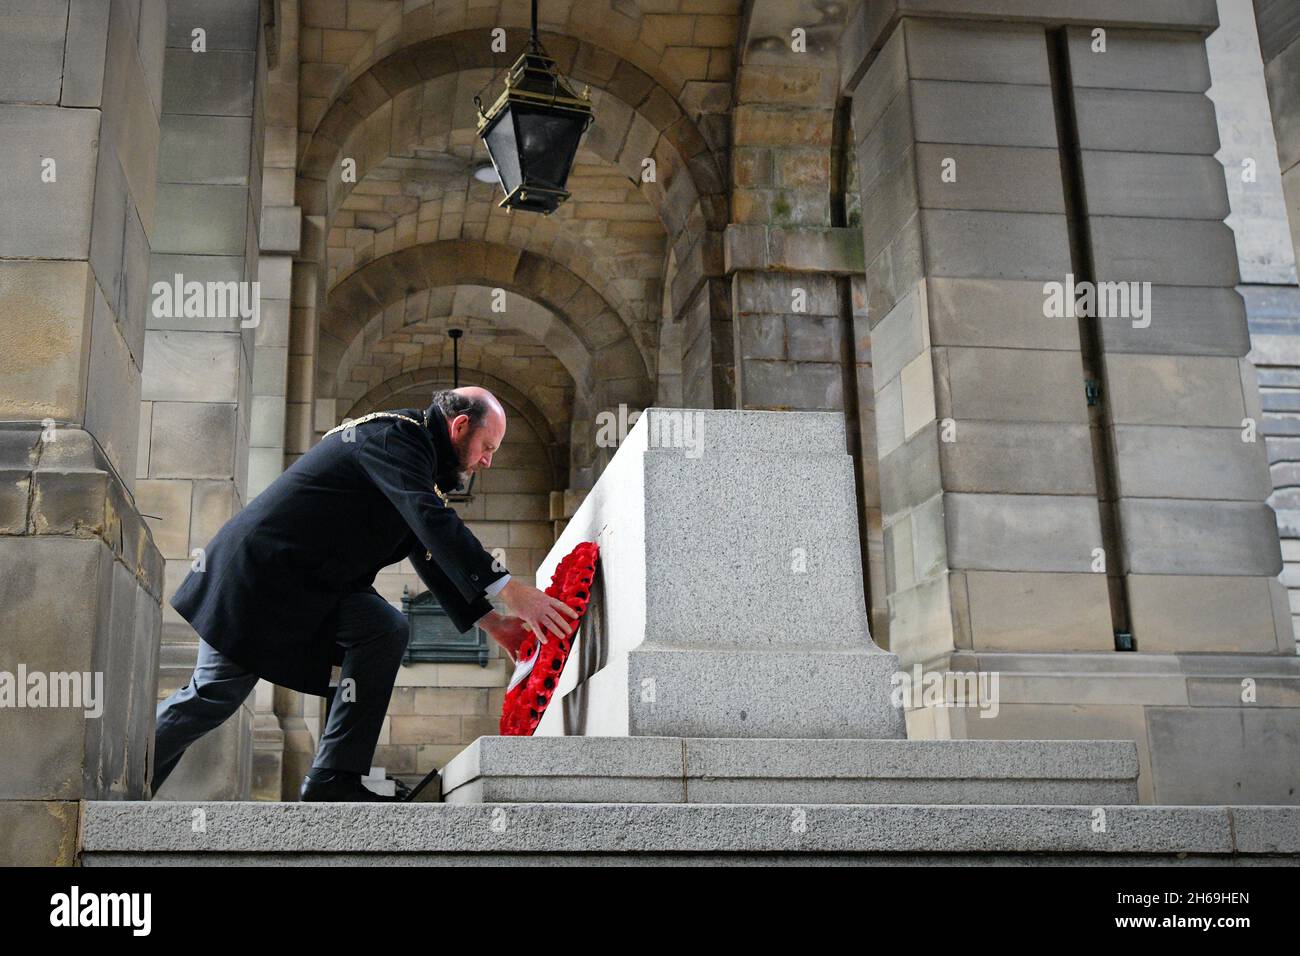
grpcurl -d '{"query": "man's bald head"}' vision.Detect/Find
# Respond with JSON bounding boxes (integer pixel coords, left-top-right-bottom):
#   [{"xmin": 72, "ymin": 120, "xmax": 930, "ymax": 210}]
[{"xmin": 431, "ymin": 386, "xmax": 507, "ymax": 483}]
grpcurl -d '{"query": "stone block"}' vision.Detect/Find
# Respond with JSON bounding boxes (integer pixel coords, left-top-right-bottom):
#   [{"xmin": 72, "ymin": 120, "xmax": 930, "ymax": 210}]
[
  {"xmin": 910, "ymin": 79, "xmax": 1059, "ymax": 147},
  {"xmin": 1096, "ymin": 285, "xmax": 1250, "ymax": 356},
  {"xmin": 872, "ymin": 282, "xmax": 928, "ymax": 387},
  {"xmin": 1072, "ymin": 88, "xmax": 1220, "ymax": 153},
  {"xmin": 899, "ymin": 351, "xmax": 936, "ymax": 438},
  {"xmin": 147, "ymin": 402, "xmax": 237, "ymax": 478},
  {"xmin": 1080, "ymin": 151, "xmax": 1229, "ymax": 219},
  {"xmin": 965, "ymin": 571, "xmax": 1114, "ymax": 651},
  {"xmin": 0, "ymin": 536, "xmax": 102, "ymax": 799},
  {"xmin": 945, "ymin": 493, "xmax": 1104, "ymax": 572},
  {"xmin": 160, "ymin": 48, "xmax": 255, "ymax": 116},
  {"xmin": 0, "ymin": 260, "xmax": 92, "ymax": 422},
  {"xmin": 924, "ymin": 277, "xmax": 1081, "ymax": 350},
  {"xmin": 0, "ymin": 0, "xmax": 70, "ymax": 104},
  {"xmin": 1147, "ymin": 706, "xmax": 1300, "ymax": 804},
  {"xmin": 152, "ymin": 184, "xmax": 249, "ymax": 256},
  {"xmin": 1127, "ymin": 574, "xmax": 1280, "ymax": 652},
  {"xmin": 1112, "ymin": 424, "xmax": 1271, "ymax": 499},
  {"xmin": 62, "ymin": 0, "xmax": 111, "ymax": 107},
  {"xmin": 158, "ymin": 114, "xmax": 253, "ymax": 185},
  {"xmin": 1105, "ymin": 354, "xmax": 1247, "ymax": 426},
  {"xmin": 921, "ymin": 210, "xmax": 1071, "ymax": 280},
  {"xmin": 0, "ymin": 801, "xmax": 79, "ymax": 866},
  {"xmin": 1066, "ymin": 26, "xmax": 1212, "ymax": 92},
  {"xmin": 141, "ymin": 330, "xmax": 242, "ymax": 403},
  {"xmin": 902, "ymin": 18, "xmax": 1050, "ymax": 84},
  {"xmin": 165, "ymin": 0, "xmax": 261, "ymax": 51},
  {"xmin": 83, "ymin": 283, "xmax": 141, "ymax": 487},
  {"xmin": 135, "ymin": 479, "xmax": 192, "ymax": 560},
  {"xmin": 879, "ymin": 424, "xmax": 942, "ymax": 518},
  {"xmin": 1088, "ymin": 217, "xmax": 1240, "ymax": 287},
  {"xmin": 0, "ymin": 105, "xmax": 100, "ymax": 259},
  {"xmin": 938, "ymin": 421, "xmax": 1097, "ymax": 495},
  {"xmin": 627, "ymin": 647, "xmax": 906, "ymax": 739},
  {"xmin": 915, "ymin": 143, "xmax": 1065, "ymax": 214},
  {"xmin": 189, "ymin": 479, "xmax": 236, "ymax": 550},
  {"xmin": 937, "ymin": 347, "xmax": 1088, "ymax": 422},
  {"xmin": 1117, "ymin": 499, "xmax": 1282, "ymax": 575}
]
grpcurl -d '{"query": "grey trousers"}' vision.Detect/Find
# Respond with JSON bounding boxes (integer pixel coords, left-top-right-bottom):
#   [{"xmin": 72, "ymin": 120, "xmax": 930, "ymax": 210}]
[{"xmin": 151, "ymin": 590, "xmax": 409, "ymax": 794}]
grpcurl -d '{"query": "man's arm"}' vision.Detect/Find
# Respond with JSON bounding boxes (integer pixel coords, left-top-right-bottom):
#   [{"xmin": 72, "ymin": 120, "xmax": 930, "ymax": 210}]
[{"xmin": 355, "ymin": 422, "xmax": 506, "ymax": 604}]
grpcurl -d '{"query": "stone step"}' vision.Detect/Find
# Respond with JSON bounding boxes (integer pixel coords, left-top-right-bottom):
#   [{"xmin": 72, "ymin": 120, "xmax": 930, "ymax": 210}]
[
  {"xmin": 440, "ymin": 736, "xmax": 1140, "ymax": 806},
  {"xmin": 79, "ymin": 801, "xmax": 1300, "ymax": 865}
]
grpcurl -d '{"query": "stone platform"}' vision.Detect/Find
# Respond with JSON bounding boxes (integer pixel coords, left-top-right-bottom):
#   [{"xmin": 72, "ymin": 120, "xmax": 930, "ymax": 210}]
[
  {"xmin": 77, "ymin": 801, "xmax": 1300, "ymax": 865},
  {"xmin": 439, "ymin": 736, "xmax": 1141, "ymax": 806}
]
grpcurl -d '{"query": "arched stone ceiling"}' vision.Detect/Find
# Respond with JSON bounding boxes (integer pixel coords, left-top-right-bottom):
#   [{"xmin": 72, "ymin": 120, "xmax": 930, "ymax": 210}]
[
  {"xmin": 337, "ymin": 306, "xmax": 576, "ymax": 443},
  {"xmin": 319, "ymin": 239, "xmax": 651, "ymax": 408}
]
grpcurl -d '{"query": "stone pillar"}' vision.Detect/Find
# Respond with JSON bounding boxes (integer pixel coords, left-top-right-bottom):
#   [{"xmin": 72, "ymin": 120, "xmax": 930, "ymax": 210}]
[
  {"xmin": 0, "ymin": 0, "xmax": 166, "ymax": 863},
  {"xmin": 840, "ymin": 0, "xmax": 1300, "ymax": 804},
  {"xmin": 1063, "ymin": 24, "xmax": 1283, "ymax": 652},
  {"xmin": 849, "ymin": 16, "xmax": 1110, "ymax": 662},
  {"xmin": 136, "ymin": 0, "xmax": 267, "ymax": 800}
]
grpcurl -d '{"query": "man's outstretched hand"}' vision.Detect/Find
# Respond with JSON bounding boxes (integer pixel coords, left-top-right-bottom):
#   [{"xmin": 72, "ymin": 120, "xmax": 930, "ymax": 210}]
[
  {"xmin": 478, "ymin": 612, "xmax": 531, "ymax": 663},
  {"xmin": 499, "ymin": 579, "xmax": 578, "ymax": 644}
]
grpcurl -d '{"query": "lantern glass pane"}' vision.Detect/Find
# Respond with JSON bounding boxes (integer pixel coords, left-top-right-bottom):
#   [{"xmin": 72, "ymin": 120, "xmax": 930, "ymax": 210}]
[
  {"xmin": 484, "ymin": 110, "xmax": 522, "ymax": 194},
  {"xmin": 515, "ymin": 105, "xmax": 585, "ymax": 189}
]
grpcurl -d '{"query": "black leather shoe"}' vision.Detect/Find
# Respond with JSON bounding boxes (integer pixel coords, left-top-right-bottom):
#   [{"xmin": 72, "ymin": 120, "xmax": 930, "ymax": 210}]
[{"xmin": 299, "ymin": 771, "xmax": 397, "ymax": 802}]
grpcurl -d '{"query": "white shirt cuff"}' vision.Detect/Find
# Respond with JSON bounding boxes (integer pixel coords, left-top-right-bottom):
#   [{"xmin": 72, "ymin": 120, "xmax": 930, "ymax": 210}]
[{"xmin": 483, "ymin": 573, "xmax": 511, "ymax": 598}]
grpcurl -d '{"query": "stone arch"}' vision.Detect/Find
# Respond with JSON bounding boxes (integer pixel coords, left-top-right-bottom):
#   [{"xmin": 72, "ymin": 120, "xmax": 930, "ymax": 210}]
[{"xmin": 318, "ymin": 239, "xmax": 645, "ymax": 397}]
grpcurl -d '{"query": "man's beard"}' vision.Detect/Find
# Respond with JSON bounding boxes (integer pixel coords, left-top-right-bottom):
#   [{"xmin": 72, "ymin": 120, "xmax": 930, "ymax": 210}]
[{"xmin": 453, "ymin": 445, "xmax": 472, "ymax": 489}]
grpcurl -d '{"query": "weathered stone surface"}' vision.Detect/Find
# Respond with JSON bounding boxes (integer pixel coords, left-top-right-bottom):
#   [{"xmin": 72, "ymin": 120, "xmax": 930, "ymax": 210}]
[
  {"xmin": 964, "ymin": 571, "xmax": 1114, "ymax": 651},
  {"xmin": 0, "ymin": 105, "xmax": 100, "ymax": 259},
  {"xmin": 937, "ymin": 347, "xmax": 1088, "ymax": 423},
  {"xmin": 938, "ymin": 421, "xmax": 1096, "ymax": 495},
  {"xmin": 0, "ymin": 801, "xmax": 79, "ymax": 866},
  {"xmin": 1067, "ymin": 26, "xmax": 1212, "ymax": 92},
  {"xmin": 0, "ymin": 0, "xmax": 70, "ymax": 104},
  {"xmin": 147, "ymin": 402, "xmax": 237, "ymax": 478},
  {"xmin": 1147, "ymin": 707, "xmax": 1300, "ymax": 804},
  {"xmin": 921, "ymin": 210, "xmax": 1071, "ymax": 280},
  {"xmin": 141, "ymin": 330, "xmax": 242, "ymax": 403},
  {"xmin": 902, "ymin": 19, "xmax": 1050, "ymax": 85},
  {"xmin": 1127, "ymin": 574, "xmax": 1280, "ymax": 652},
  {"xmin": 1112, "ymin": 424, "xmax": 1272, "ymax": 499},
  {"xmin": 1080, "ymin": 151, "xmax": 1230, "ymax": 219},
  {"xmin": 1118, "ymin": 499, "xmax": 1282, "ymax": 575},
  {"xmin": 945, "ymin": 493, "xmax": 1104, "ymax": 572},
  {"xmin": 0, "ymin": 260, "xmax": 92, "ymax": 422},
  {"xmin": 1072, "ymin": 88, "xmax": 1220, "ymax": 153},
  {"xmin": 1105, "ymin": 354, "xmax": 1247, "ymax": 426}
]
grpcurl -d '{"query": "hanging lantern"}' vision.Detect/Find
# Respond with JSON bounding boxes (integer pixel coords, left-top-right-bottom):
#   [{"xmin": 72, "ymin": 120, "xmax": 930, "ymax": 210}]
[{"xmin": 473, "ymin": 0, "xmax": 594, "ymax": 215}]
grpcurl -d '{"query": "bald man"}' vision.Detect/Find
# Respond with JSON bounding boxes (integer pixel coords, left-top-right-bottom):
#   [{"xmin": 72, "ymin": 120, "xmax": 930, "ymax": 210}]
[{"xmin": 153, "ymin": 387, "xmax": 576, "ymax": 802}]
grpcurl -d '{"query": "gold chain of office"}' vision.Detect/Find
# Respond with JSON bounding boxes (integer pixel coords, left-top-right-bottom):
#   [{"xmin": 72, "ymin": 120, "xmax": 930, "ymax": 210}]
[{"xmin": 323, "ymin": 411, "xmax": 450, "ymax": 512}]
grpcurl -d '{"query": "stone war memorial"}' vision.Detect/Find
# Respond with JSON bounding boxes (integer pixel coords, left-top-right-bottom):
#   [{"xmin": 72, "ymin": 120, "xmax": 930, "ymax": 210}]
[{"xmin": 2, "ymin": 0, "xmax": 1300, "ymax": 879}]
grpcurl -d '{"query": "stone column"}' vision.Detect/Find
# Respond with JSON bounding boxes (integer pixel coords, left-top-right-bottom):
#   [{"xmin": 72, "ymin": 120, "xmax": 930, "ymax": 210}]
[
  {"xmin": 848, "ymin": 15, "xmax": 1110, "ymax": 663},
  {"xmin": 840, "ymin": 0, "xmax": 1300, "ymax": 804},
  {"xmin": 0, "ymin": 0, "xmax": 167, "ymax": 863},
  {"xmin": 1062, "ymin": 23, "xmax": 1283, "ymax": 651},
  {"xmin": 136, "ymin": 0, "xmax": 267, "ymax": 800}
]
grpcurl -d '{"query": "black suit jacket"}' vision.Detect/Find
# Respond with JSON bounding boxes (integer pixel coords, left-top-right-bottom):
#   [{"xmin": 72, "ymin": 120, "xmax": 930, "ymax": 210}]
[{"xmin": 171, "ymin": 404, "xmax": 507, "ymax": 696}]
